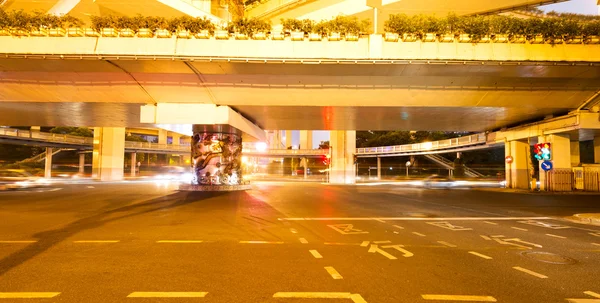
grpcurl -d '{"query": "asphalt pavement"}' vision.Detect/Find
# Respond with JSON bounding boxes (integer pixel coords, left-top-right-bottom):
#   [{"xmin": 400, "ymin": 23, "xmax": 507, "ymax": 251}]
[{"xmin": 0, "ymin": 182, "xmax": 599, "ymax": 302}]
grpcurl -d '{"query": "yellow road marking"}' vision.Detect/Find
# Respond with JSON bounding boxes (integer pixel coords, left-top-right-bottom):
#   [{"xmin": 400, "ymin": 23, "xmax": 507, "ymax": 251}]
[
  {"xmin": 513, "ymin": 266, "xmax": 548, "ymax": 279},
  {"xmin": 468, "ymin": 251, "xmax": 493, "ymax": 260},
  {"xmin": 127, "ymin": 292, "xmax": 208, "ymax": 298},
  {"xmin": 393, "ymin": 225, "xmax": 404, "ymax": 229},
  {"xmin": 299, "ymin": 238, "xmax": 308, "ymax": 244},
  {"xmin": 511, "ymin": 227, "xmax": 528, "ymax": 231},
  {"xmin": 73, "ymin": 240, "xmax": 119, "ymax": 243},
  {"xmin": 437, "ymin": 241, "xmax": 457, "ymax": 248},
  {"xmin": 324, "ymin": 266, "xmax": 343, "ymax": 279},
  {"xmin": 273, "ymin": 292, "xmax": 367, "ymax": 302},
  {"xmin": 310, "ymin": 250, "xmax": 323, "ymax": 259},
  {"xmin": 422, "ymin": 294, "xmax": 496, "ymax": 301},
  {"xmin": 483, "ymin": 221, "xmax": 498, "ymax": 225},
  {"xmin": 584, "ymin": 291, "xmax": 600, "ymax": 298},
  {"xmin": 412, "ymin": 232, "xmax": 426, "ymax": 237},
  {"xmin": 0, "ymin": 240, "xmax": 37, "ymax": 244},
  {"xmin": 239, "ymin": 241, "xmax": 284, "ymax": 244},
  {"xmin": 156, "ymin": 240, "xmax": 204, "ymax": 243},
  {"xmin": 0, "ymin": 292, "xmax": 60, "ymax": 298},
  {"xmin": 546, "ymin": 233, "xmax": 566, "ymax": 239}
]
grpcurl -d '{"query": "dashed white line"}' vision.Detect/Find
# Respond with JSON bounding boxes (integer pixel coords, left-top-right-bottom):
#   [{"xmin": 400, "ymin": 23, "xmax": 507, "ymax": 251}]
[
  {"xmin": 0, "ymin": 240, "xmax": 37, "ymax": 244},
  {"xmin": 48, "ymin": 188, "xmax": 62, "ymax": 192},
  {"xmin": 290, "ymin": 228, "xmax": 298, "ymax": 234},
  {"xmin": 86, "ymin": 186, "xmax": 95, "ymax": 189},
  {"xmin": 0, "ymin": 292, "xmax": 60, "ymax": 299},
  {"xmin": 73, "ymin": 240, "xmax": 119, "ymax": 243},
  {"xmin": 393, "ymin": 225, "xmax": 404, "ymax": 229},
  {"xmin": 513, "ymin": 266, "xmax": 548, "ymax": 279},
  {"xmin": 412, "ymin": 232, "xmax": 426, "ymax": 237},
  {"xmin": 511, "ymin": 227, "xmax": 528, "ymax": 231},
  {"xmin": 566, "ymin": 299, "xmax": 600, "ymax": 303},
  {"xmin": 592, "ymin": 243, "xmax": 600, "ymax": 246},
  {"xmin": 437, "ymin": 241, "xmax": 457, "ymax": 248},
  {"xmin": 324, "ymin": 266, "xmax": 343, "ymax": 279},
  {"xmin": 324, "ymin": 242, "xmax": 361, "ymax": 246},
  {"xmin": 273, "ymin": 292, "xmax": 366, "ymax": 302},
  {"xmin": 421, "ymin": 294, "xmax": 497, "ymax": 301},
  {"xmin": 157, "ymin": 240, "xmax": 204, "ymax": 243},
  {"xmin": 546, "ymin": 233, "xmax": 567, "ymax": 239},
  {"xmin": 584, "ymin": 291, "xmax": 600, "ymax": 299},
  {"xmin": 468, "ymin": 251, "xmax": 493, "ymax": 260},
  {"xmin": 239, "ymin": 241, "xmax": 284, "ymax": 244},
  {"xmin": 127, "ymin": 292, "xmax": 208, "ymax": 298},
  {"xmin": 480, "ymin": 235, "xmax": 491, "ymax": 241},
  {"xmin": 309, "ymin": 250, "xmax": 323, "ymax": 259},
  {"xmin": 360, "ymin": 241, "xmax": 370, "ymax": 247},
  {"xmin": 299, "ymin": 238, "xmax": 308, "ymax": 244},
  {"xmin": 483, "ymin": 221, "xmax": 498, "ymax": 225}
]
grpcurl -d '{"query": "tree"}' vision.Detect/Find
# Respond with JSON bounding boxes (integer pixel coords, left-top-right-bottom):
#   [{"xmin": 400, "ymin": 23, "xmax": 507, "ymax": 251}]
[
  {"xmin": 318, "ymin": 141, "xmax": 330, "ymax": 149},
  {"xmin": 49, "ymin": 127, "xmax": 93, "ymax": 137}
]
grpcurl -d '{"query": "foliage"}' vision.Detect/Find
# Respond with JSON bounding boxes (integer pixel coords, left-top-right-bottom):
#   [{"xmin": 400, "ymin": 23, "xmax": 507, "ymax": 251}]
[
  {"xmin": 0, "ymin": 9, "xmax": 82, "ymax": 31},
  {"xmin": 318, "ymin": 141, "xmax": 330, "ymax": 149},
  {"xmin": 126, "ymin": 134, "xmax": 148, "ymax": 142},
  {"xmin": 227, "ymin": 0, "xmax": 245, "ymax": 20},
  {"xmin": 49, "ymin": 127, "xmax": 93, "ymax": 137},
  {"xmin": 282, "ymin": 16, "xmax": 369, "ymax": 34},
  {"xmin": 228, "ymin": 17, "xmax": 270, "ymax": 35}
]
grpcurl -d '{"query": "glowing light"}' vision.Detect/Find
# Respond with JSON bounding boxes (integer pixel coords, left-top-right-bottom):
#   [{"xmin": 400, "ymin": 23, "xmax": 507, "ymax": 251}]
[
  {"xmin": 255, "ymin": 142, "xmax": 267, "ymax": 151},
  {"xmin": 242, "ymin": 156, "xmax": 249, "ymax": 164},
  {"xmin": 422, "ymin": 142, "xmax": 433, "ymax": 150}
]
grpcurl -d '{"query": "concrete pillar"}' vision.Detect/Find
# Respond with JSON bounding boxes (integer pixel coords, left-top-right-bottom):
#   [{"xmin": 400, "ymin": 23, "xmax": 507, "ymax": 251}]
[
  {"xmin": 329, "ymin": 130, "xmax": 356, "ymax": 184},
  {"xmin": 79, "ymin": 153, "xmax": 85, "ymax": 174},
  {"xmin": 172, "ymin": 134, "xmax": 181, "ymax": 145},
  {"xmin": 130, "ymin": 152, "xmax": 137, "ymax": 177},
  {"xmin": 377, "ymin": 157, "xmax": 381, "ymax": 180},
  {"xmin": 191, "ymin": 126, "xmax": 242, "ymax": 185},
  {"xmin": 158, "ymin": 129, "xmax": 168, "ymax": 145},
  {"xmin": 300, "ymin": 130, "xmax": 313, "ymax": 149},
  {"xmin": 44, "ymin": 147, "xmax": 53, "ymax": 179},
  {"xmin": 303, "ymin": 157, "xmax": 307, "ymax": 179},
  {"xmin": 594, "ymin": 137, "xmax": 600, "ymax": 164},
  {"xmin": 92, "ymin": 127, "xmax": 125, "ymax": 181},
  {"xmin": 285, "ymin": 130, "xmax": 293, "ymax": 149},
  {"xmin": 570, "ymin": 141, "xmax": 580, "ymax": 167},
  {"xmin": 505, "ymin": 140, "xmax": 529, "ymax": 189},
  {"xmin": 538, "ymin": 134, "xmax": 571, "ymax": 191}
]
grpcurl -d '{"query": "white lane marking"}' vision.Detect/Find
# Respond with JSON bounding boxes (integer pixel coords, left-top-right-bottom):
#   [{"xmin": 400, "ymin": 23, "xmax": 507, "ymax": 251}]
[
  {"xmin": 511, "ymin": 227, "xmax": 528, "ymax": 231},
  {"xmin": 360, "ymin": 241, "xmax": 370, "ymax": 247},
  {"xmin": 0, "ymin": 240, "xmax": 37, "ymax": 244},
  {"xmin": 513, "ymin": 266, "xmax": 548, "ymax": 279},
  {"xmin": 273, "ymin": 292, "xmax": 367, "ymax": 302},
  {"xmin": 592, "ymin": 243, "xmax": 600, "ymax": 246},
  {"xmin": 427, "ymin": 221, "xmax": 472, "ymax": 231},
  {"xmin": 156, "ymin": 240, "xmax": 204, "ymax": 243},
  {"xmin": 393, "ymin": 231, "xmax": 399, "ymax": 234},
  {"xmin": 324, "ymin": 242, "xmax": 361, "ymax": 246},
  {"xmin": 412, "ymin": 232, "xmax": 426, "ymax": 237},
  {"xmin": 290, "ymin": 228, "xmax": 298, "ymax": 234},
  {"xmin": 546, "ymin": 233, "xmax": 567, "ymax": 239},
  {"xmin": 310, "ymin": 250, "xmax": 323, "ymax": 259},
  {"xmin": 483, "ymin": 221, "xmax": 498, "ymax": 225},
  {"xmin": 324, "ymin": 266, "xmax": 343, "ymax": 279},
  {"xmin": 48, "ymin": 188, "xmax": 62, "ymax": 192},
  {"xmin": 0, "ymin": 292, "xmax": 60, "ymax": 298},
  {"xmin": 328, "ymin": 224, "xmax": 369, "ymax": 235},
  {"xmin": 299, "ymin": 238, "xmax": 308, "ymax": 244},
  {"xmin": 590, "ymin": 232, "xmax": 600, "ymax": 237},
  {"xmin": 279, "ymin": 217, "xmax": 551, "ymax": 221},
  {"xmin": 584, "ymin": 291, "xmax": 600, "ymax": 298},
  {"xmin": 566, "ymin": 299, "xmax": 600, "ymax": 303},
  {"xmin": 480, "ymin": 235, "xmax": 491, "ymax": 240},
  {"xmin": 87, "ymin": 186, "xmax": 95, "ymax": 189},
  {"xmin": 239, "ymin": 241, "xmax": 284, "ymax": 244},
  {"xmin": 468, "ymin": 251, "xmax": 493, "ymax": 260},
  {"xmin": 421, "ymin": 294, "xmax": 497, "ymax": 301},
  {"xmin": 393, "ymin": 225, "xmax": 404, "ymax": 229},
  {"xmin": 127, "ymin": 292, "xmax": 208, "ymax": 298},
  {"xmin": 437, "ymin": 241, "xmax": 457, "ymax": 248},
  {"xmin": 73, "ymin": 240, "xmax": 119, "ymax": 243},
  {"xmin": 374, "ymin": 218, "xmax": 386, "ymax": 223}
]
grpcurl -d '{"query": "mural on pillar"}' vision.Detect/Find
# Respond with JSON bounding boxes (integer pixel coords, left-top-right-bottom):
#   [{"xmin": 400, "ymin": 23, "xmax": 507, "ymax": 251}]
[{"xmin": 191, "ymin": 132, "xmax": 243, "ymax": 185}]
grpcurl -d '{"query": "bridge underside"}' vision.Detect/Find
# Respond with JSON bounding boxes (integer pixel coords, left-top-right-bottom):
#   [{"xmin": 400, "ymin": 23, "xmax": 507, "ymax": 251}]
[{"xmin": 1, "ymin": 58, "xmax": 598, "ymax": 131}]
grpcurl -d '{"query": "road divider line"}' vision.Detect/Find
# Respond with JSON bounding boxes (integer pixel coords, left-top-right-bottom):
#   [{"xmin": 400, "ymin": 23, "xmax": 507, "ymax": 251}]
[
  {"xmin": 273, "ymin": 292, "xmax": 353, "ymax": 299},
  {"xmin": 421, "ymin": 294, "xmax": 496, "ymax": 301},
  {"xmin": 127, "ymin": 292, "xmax": 208, "ymax": 298},
  {"xmin": 324, "ymin": 242, "xmax": 361, "ymax": 246},
  {"xmin": 511, "ymin": 227, "xmax": 528, "ymax": 231},
  {"xmin": 239, "ymin": 241, "xmax": 284, "ymax": 244},
  {"xmin": 0, "ymin": 292, "xmax": 60, "ymax": 298},
  {"xmin": 513, "ymin": 266, "xmax": 548, "ymax": 279},
  {"xmin": 592, "ymin": 243, "xmax": 600, "ymax": 246},
  {"xmin": 360, "ymin": 241, "xmax": 370, "ymax": 247},
  {"xmin": 73, "ymin": 240, "xmax": 119, "ymax": 243},
  {"xmin": 468, "ymin": 251, "xmax": 493, "ymax": 260},
  {"xmin": 483, "ymin": 221, "xmax": 498, "ymax": 225},
  {"xmin": 546, "ymin": 234, "xmax": 566, "ymax": 239},
  {"xmin": 0, "ymin": 240, "xmax": 37, "ymax": 243},
  {"xmin": 584, "ymin": 291, "xmax": 600, "ymax": 298},
  {"xmin": 324, "ymin": 267, "xmax": 343, "ymax": 279},
  {"xmin": 393, "ymin": 225, "xmax": 404, "ymax": 229},
  {"xmin": 566, "ymin": 299, "xmax": 600, "ymax": 303},
  {"xmin": 156, "ymin": 240, "xmax": 204, "ymax": 243},
  {"xmin": 310, "ymin": 250, "xmax": 323, "ymax": 259},
  {"xmin": 480, "ymin": 235, "xmax": 491, "ymax": 240},
  {"xmin": 299, "ymin": 238, "xmax": 308, "ymax": 244},
  {"xmin": 437, "ymin": 241, "xmax": 457, "ymax": 248},
  {"xmin": 279, "ymin": 217, "xmax": 551, "ymax": 221},
  {"xmin": 290, "ymin": 228, "xmax": 298, "ymax": 234},
  {"xmin": 412, "ymin": 232, "xmax": 426, "ymax": 237}
]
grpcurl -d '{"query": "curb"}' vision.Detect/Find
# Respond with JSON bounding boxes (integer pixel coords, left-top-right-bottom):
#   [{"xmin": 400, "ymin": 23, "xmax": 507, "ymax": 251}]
[{"xmin": 565, "ymin": 214, "xmax": 600, "ymax": 226}]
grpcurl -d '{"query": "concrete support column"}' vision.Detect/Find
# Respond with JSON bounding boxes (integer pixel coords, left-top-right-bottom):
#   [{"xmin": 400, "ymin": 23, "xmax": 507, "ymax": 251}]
[
  {"xmin": 538, "ymin": 134, "xmax": 571, "ymax": 191},
  {"xmin": 172, "ymin": 134, "xmax": 181, "ymax": 145},
  {"xmin": 299, "ymin": 130, "xmax": 313, "ymax": 149},
  {"xmin": 92, "ymin": 127, "xmax": 125, "ymax": 181},
  {"xmin": 303, "ymin": 157, "xmax": 307, "ymax": 179},
  {"xmin": 191, "ymin": 127, "xmax": 242, "ymax": 185},
  {"xmin": 44, "ymin": 147, "xmax": 53, "ymax": 179},
  {"xmin": 377, "ymin": 157, "xmax": 381, "ymax": 180},
  {"xmin": 285, "ymin": 130, "xmax": 293, "ymax": 149},
  {"xmin": 79, "ymin": 153, "xmax": 85, "ymax": 174},
  {"xmin": 130, "ymin": 152, "xmax": 137, "ymax": 177},
  {"xmin": 329, "ymin": 130, "xmax": 356, "ymax": 184},
  {"xmin": 158, "ymin": 129, "xmax": 168, "ymax": 145},
  {"xmin": 505, "ymin": 140, "xmax": 529, "ymax": 189},
  {"xmin": 594, "ymin": 137, "xmax": 600, "ymax": 164},
  {"xmin": 570, "ymin": 141, "xmax": 580, "ymax": 167}
]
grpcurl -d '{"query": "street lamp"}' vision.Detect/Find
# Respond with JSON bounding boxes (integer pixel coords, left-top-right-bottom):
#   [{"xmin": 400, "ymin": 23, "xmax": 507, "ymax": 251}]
[{"xmin": 405, "ymin": 161, "xmax": 411, "ymax": 177}]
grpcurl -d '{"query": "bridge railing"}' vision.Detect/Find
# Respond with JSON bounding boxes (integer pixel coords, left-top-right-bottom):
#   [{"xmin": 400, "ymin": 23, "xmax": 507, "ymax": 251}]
[
  {"xmin": 243, "ymin": 148, "xmax": 328, "ymax": 156},
  {"xmin": 124, "ymin": 141, "xmax": 190, "ymax": 152},
  {"xmin": 356, "ymin": 133, "xmax": 487, "ymax": 155}
]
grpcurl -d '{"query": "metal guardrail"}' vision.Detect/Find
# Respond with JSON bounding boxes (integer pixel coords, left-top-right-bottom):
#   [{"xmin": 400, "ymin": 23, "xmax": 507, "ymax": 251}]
[
  {"xmin": 355, "ymin": 133, "xmax": 487, "ymax": 155},
  {"xmin": 243, "ymin": 149, "xmax": 328, "ymax": 157}
]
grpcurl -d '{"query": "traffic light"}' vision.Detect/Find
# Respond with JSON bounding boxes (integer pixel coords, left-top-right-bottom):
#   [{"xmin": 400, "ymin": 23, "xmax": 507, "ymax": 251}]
[{"xmin": 534, "ymin": 143, "xmax": 551, "ymax": 161}]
